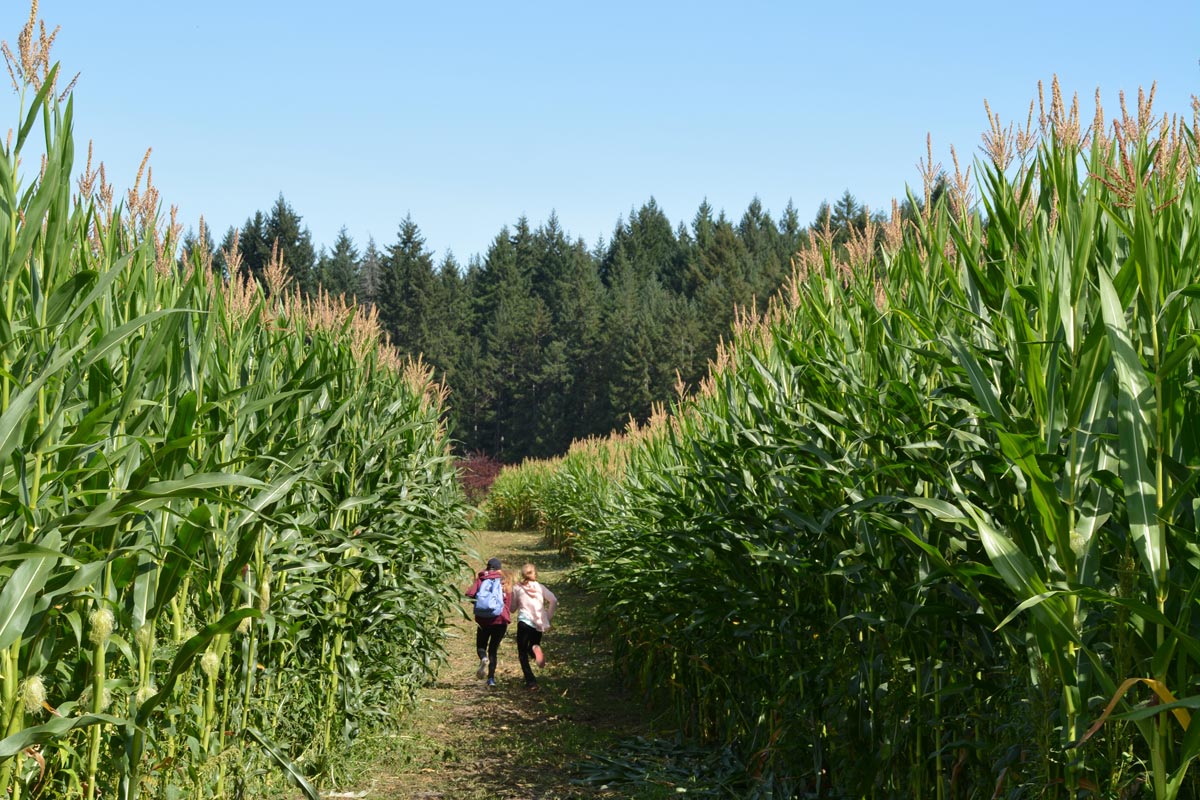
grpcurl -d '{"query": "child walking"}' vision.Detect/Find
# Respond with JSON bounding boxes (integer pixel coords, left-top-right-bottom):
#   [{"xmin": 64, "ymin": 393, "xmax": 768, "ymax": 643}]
[
  {"xmin": 511, "ymin": 562, "xmax": 557, "ymax": 690},
  {"xmin": 465, "ymin": 557, "xmax": 512, "ymax": 687}
]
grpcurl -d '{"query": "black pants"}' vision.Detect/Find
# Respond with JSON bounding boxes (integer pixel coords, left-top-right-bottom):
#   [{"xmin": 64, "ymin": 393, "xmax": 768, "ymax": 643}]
[
  {"xmin": 516, "ymin": 621, "xmax": 543, "ymax": 685},
  {"xmin": 476, "ymin": 623, "xmax": 506, "ymax": 680}
]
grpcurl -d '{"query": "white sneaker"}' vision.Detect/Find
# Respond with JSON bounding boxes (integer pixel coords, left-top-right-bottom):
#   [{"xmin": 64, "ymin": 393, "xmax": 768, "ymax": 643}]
[{"xmin": 476, "ymin": 657, "xmax": 489, "ymax": 679}]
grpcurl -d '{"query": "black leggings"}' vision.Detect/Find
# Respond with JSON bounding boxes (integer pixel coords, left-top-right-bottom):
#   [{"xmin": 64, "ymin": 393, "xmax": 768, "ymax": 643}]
[
  {"xmin": 516, "ymin": 621, "xmax": 543, "ymax": 684},
  {"xmin": 476, "ymin": 623, "xmax": 507, "ymax": 680}
]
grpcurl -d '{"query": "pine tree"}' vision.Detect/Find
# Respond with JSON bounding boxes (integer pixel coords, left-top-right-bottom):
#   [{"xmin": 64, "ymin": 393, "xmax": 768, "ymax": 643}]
[
  {"xmin": 532, "ymin": 212, "xmax": 572, "ymax": 315},
  {"xmin": 830, "ymin": 189, "xmax": 866, "ymax": 246},
  {"xmin": 782, "ymin": 199, "xmax": 801, "ymax": 245},
  {"xmin": 238, "ymin": 211, "xmax": 272, "ymax": 283},
  {"xmin": 421, "ymin": 250, "xmax": 465, "ymax": 379},
  {"xmin": 469, "ymin": 227, "xmax": 517, "ymax": 333},
  {"xmin": 692, "ymin": 199, "xmax": 716, "ymax": 251},
  {"xmin": 478, "ymin": 235, "xmax": 540, "ymax": 459},
  {"xmin": 455, "ymin": 256, "xmax": 492, "ymax": 452},
  {"xmin": 602, "ymin": 259, "xmax": 665, "ymax": 428},
  {"xmin": 265, "ymin": 195, "xmax": 318, "ymax": 295},
  {"xmin": 357, "ymin": 236, "xmax": 383, "ymax": 308},
  {"xmin": 511, "ymin": 216, "xmax": 538, "ymax": 285},
  {"xmin": 737, "ymin": 197, "xmax": 780, "ymax": 295},
  {"xmin": 319, "ymin": 226, "xmax": 360, "ymax": 299},
  {"xmin": 774, "ymin": 199, "xmax": 805, "ymax": 290},
  {"xmin": 688, "ymin": 213, "xmax": 753, "ymax": 362},
  {"xmin": 601, "ymin": 198, "xmax": 683, "ymax": 288},
  {"xmin": 547, "ymin": 235, "xmax": 606, "ymax": 445},
  {"xmin": 378, "ymin": 215, "xmax": 439, "ymax": 358}
]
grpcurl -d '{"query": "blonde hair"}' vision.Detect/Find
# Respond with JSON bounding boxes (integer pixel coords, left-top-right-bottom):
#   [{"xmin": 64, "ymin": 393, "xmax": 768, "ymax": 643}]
[{"xmin": 519, "ymin": 563, "xmax": 538, "ymax": 584}]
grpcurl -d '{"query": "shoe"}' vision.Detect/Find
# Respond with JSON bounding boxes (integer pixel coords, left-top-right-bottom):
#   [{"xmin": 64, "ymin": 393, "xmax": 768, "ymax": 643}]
[
  {"xmin": 476, "ymin": 657, "xmax": 488, "ymax": 679},
  {"xmin": 487, "ymin": 677, "xmax": 496, "ymax": 687},
  {"xmin": 532, "ymin": 645, "xmax": 545, "ymax": 667},
  {"xmin": 526, "ymin": 681, "xmax": 539, "ymax": 691}
]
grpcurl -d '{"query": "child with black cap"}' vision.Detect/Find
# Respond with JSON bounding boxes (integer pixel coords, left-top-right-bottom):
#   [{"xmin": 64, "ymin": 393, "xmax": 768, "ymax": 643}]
[{"xmin": 465, "ymin": 557, "xmax": 511, "ymax": 686}]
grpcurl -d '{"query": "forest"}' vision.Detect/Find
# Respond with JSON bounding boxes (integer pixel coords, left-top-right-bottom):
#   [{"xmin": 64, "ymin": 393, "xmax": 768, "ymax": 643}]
[{"xmin": 182, "ymin": 189, "xmax": 919, "ymax": 460}]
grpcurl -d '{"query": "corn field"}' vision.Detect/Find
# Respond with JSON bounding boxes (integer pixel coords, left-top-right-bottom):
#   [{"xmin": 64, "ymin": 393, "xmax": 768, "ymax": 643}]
[
  {"xmin": 510, "ymin": 84, "xmax": 1200, "ymax": 798},
  {"xmin": 0, "ymin": 20, "xmax": 467, "ymax": 800},
  {"xmin": 482, "ymin": 458, "xmax": 556, "ymax": 532}
]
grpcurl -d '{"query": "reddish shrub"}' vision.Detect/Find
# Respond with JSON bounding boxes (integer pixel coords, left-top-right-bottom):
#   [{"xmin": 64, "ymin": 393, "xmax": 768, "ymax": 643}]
[{"xmin": 457, "ymin": 451, "xmax": 503, "ymax": 504}]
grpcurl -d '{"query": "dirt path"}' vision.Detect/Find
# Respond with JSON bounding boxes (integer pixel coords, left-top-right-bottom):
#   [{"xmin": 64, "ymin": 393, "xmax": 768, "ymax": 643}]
[{"xmin": 359, "ymin": 530, "xmax": 664, "ymax": 799}]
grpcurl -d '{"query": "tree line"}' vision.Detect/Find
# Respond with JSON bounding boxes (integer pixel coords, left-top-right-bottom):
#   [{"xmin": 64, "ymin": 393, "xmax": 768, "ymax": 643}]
[{"xmin": 182, "ymin": 189, "xmax": 931, "ymax": 461}]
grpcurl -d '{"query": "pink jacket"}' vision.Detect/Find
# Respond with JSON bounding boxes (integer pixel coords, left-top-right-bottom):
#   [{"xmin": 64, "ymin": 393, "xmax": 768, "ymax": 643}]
[{"xmin": 511, "ymin": 580, "xmax": 557, "ymax": 632}]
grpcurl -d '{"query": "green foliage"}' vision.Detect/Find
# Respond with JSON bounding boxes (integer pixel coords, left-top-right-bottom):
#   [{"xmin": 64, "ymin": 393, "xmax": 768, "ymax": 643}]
[
  {"xmin": 264, "ymin": 194, "xmax": 318, "ymax": 294},
  {"xmin": 535, "ymin": 436, "xmax": 635, "ymax": 555},
  {"xmin": 482, "ymin": 460, "xmax": 557, "ymax": 531},
  {"xmin": 228, "ymin": 192, "xmax": 812, "ymax": 462},
  {"xmin": 0, "ymin": 59, "xmax": 467, "ymax": 799},
  {"xmin": 379, "ymin": 215, "xmax": 442, "ymax": 361},
  {"xmin": 318, "ymin": 226, "xmax": 360, "ymax": 299},
  {"xmin": 527, "ymin": 101, "xmax": 1200, "ymax": 798}
]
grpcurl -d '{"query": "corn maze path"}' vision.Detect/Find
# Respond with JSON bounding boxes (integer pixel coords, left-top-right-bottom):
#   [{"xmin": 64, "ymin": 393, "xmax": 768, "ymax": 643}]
[{"xmin": 358, "ymin": 529, "xmax": 662, "ymax": 799}]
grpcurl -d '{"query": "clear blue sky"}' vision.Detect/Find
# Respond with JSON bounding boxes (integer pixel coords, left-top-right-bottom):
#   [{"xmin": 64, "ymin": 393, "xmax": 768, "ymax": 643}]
[{"xmin": 6, "ymin": 1, "xmax": 1198, "ymax": 263}]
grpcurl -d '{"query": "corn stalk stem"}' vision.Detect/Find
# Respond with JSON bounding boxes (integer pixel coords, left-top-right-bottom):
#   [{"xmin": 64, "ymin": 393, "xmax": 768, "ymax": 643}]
[
  {"xmin": 0, "ymin": 642, "xmax": 22, "ymax": 799},
  {"xmin": 86, "ymin": 616, "xmax": 107, "ymax": 800}
]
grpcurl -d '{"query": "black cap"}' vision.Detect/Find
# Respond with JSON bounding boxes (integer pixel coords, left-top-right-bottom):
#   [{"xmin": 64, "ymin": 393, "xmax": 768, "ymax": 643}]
[{"xmin": 486, "ymin": 557, "xmax": 501, "ymax": 570}]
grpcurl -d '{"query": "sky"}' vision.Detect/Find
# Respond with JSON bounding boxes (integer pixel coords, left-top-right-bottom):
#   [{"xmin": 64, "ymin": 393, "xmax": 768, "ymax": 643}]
[{"xmin": 3, "ymin": 1, "xmax": 1198, "ymax": 263}]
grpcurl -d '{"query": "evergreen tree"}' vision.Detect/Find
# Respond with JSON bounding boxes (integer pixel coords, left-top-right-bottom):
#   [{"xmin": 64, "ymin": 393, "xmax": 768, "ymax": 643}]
[
  {"xmin": 811, "ymin": 200, "xmax": 832, "ymax": 233},
  {"xmin": 601, "ymin": 198, "xmax": 683, "ymax": 289},
  {"xmin": 265, "ymin": 194, "xmax": 318, "ymax": 295},
  {"xmin": 238, "ymin": 211, "xmax": 272, "ymax": 283},
  {"xmin": 451, "ymin": 334, "xmax": 488, "ymax": 452},
  {"xmin": 469, "ymin": 226, "xmax": 516, "ymax": 334},
  {"xmin": 532, "ymin": 212, "xmax": 572, "ymax": 315},
  {"xmin": 319, "ymin": 226, "xmax": 360, "ymax": 299},
  {"xmin": 511, "ymin": 216, "xmax": 538, "ymax": 287},
  {"xmin": 357, "ymin": 236, "xmax": 383, "ymax": 308},
  {"xmin": 830, "ymin": 189, "xmax": 866, "ymax": 246},
  {"xmin": 378, "ymin": 215, "xmax": 439, "ymax": 360},
  {"xmin": 476, "ymin": 231, "xmax": 540, "ymax": 459},
  {"xmin": 780, "ymin": 199, "xmax": 802, "ymax": 241},
  {"xmin": 597, "ymin": 215, "xmax": 626, "ymax": 286},
  {"xmin": 738, "ymin": 196, "xmax": 784, "ymax": 298},
  {"xmin": 547, "ymin": 235, "xmax": 606, "ymax": 445},
  {"xmin": 602, "ymin": 259, "xmax": 669, "ymax": 429},
  {"xmin": 227, "ymin": 193, "xmax": 925, "ymax": 460},
  {"xmin": 692, "ymin": 199, "xmax": 716, "ymax": 251},
  {"xmin": 455, "ymin": 255, "xmax": 492, "ymax": 452},
  {"xmin": 688, "ymin": 213, "xmax": 754, "ymax": 363},
  {"xmin": 422, "ymin": 250, "xmax": 466, "ymax": 379},
  {"xmin": 773, "ymin": 199, "xmax": 806, "ymax": 290}
]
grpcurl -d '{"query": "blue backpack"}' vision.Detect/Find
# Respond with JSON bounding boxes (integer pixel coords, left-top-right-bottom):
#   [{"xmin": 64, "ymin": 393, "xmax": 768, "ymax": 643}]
[{"xmin": 474, "ymin": 577, "xmax": 504, "ymax": 619}]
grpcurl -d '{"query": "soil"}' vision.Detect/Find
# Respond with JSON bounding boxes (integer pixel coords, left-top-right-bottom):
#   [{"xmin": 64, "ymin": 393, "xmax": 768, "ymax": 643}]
[{"xmin": 349, "ymin": 529, "xmax": 666, "ymax": 800}]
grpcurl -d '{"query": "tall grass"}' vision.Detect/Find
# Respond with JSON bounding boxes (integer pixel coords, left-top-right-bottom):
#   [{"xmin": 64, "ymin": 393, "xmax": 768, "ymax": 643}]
[
  {"xmin": 0, "ymin": 11, "xmax": 466, "ymax": 798},
  {"xmin": 517, "ymin": 81, "xmax": 1200, "ymax": 797}
]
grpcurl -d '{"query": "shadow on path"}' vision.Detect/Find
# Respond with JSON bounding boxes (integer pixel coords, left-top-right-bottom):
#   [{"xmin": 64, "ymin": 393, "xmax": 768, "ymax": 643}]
[{"xmin": 364, "ymin": 529, "xmax": 663, "ymax": 800}]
